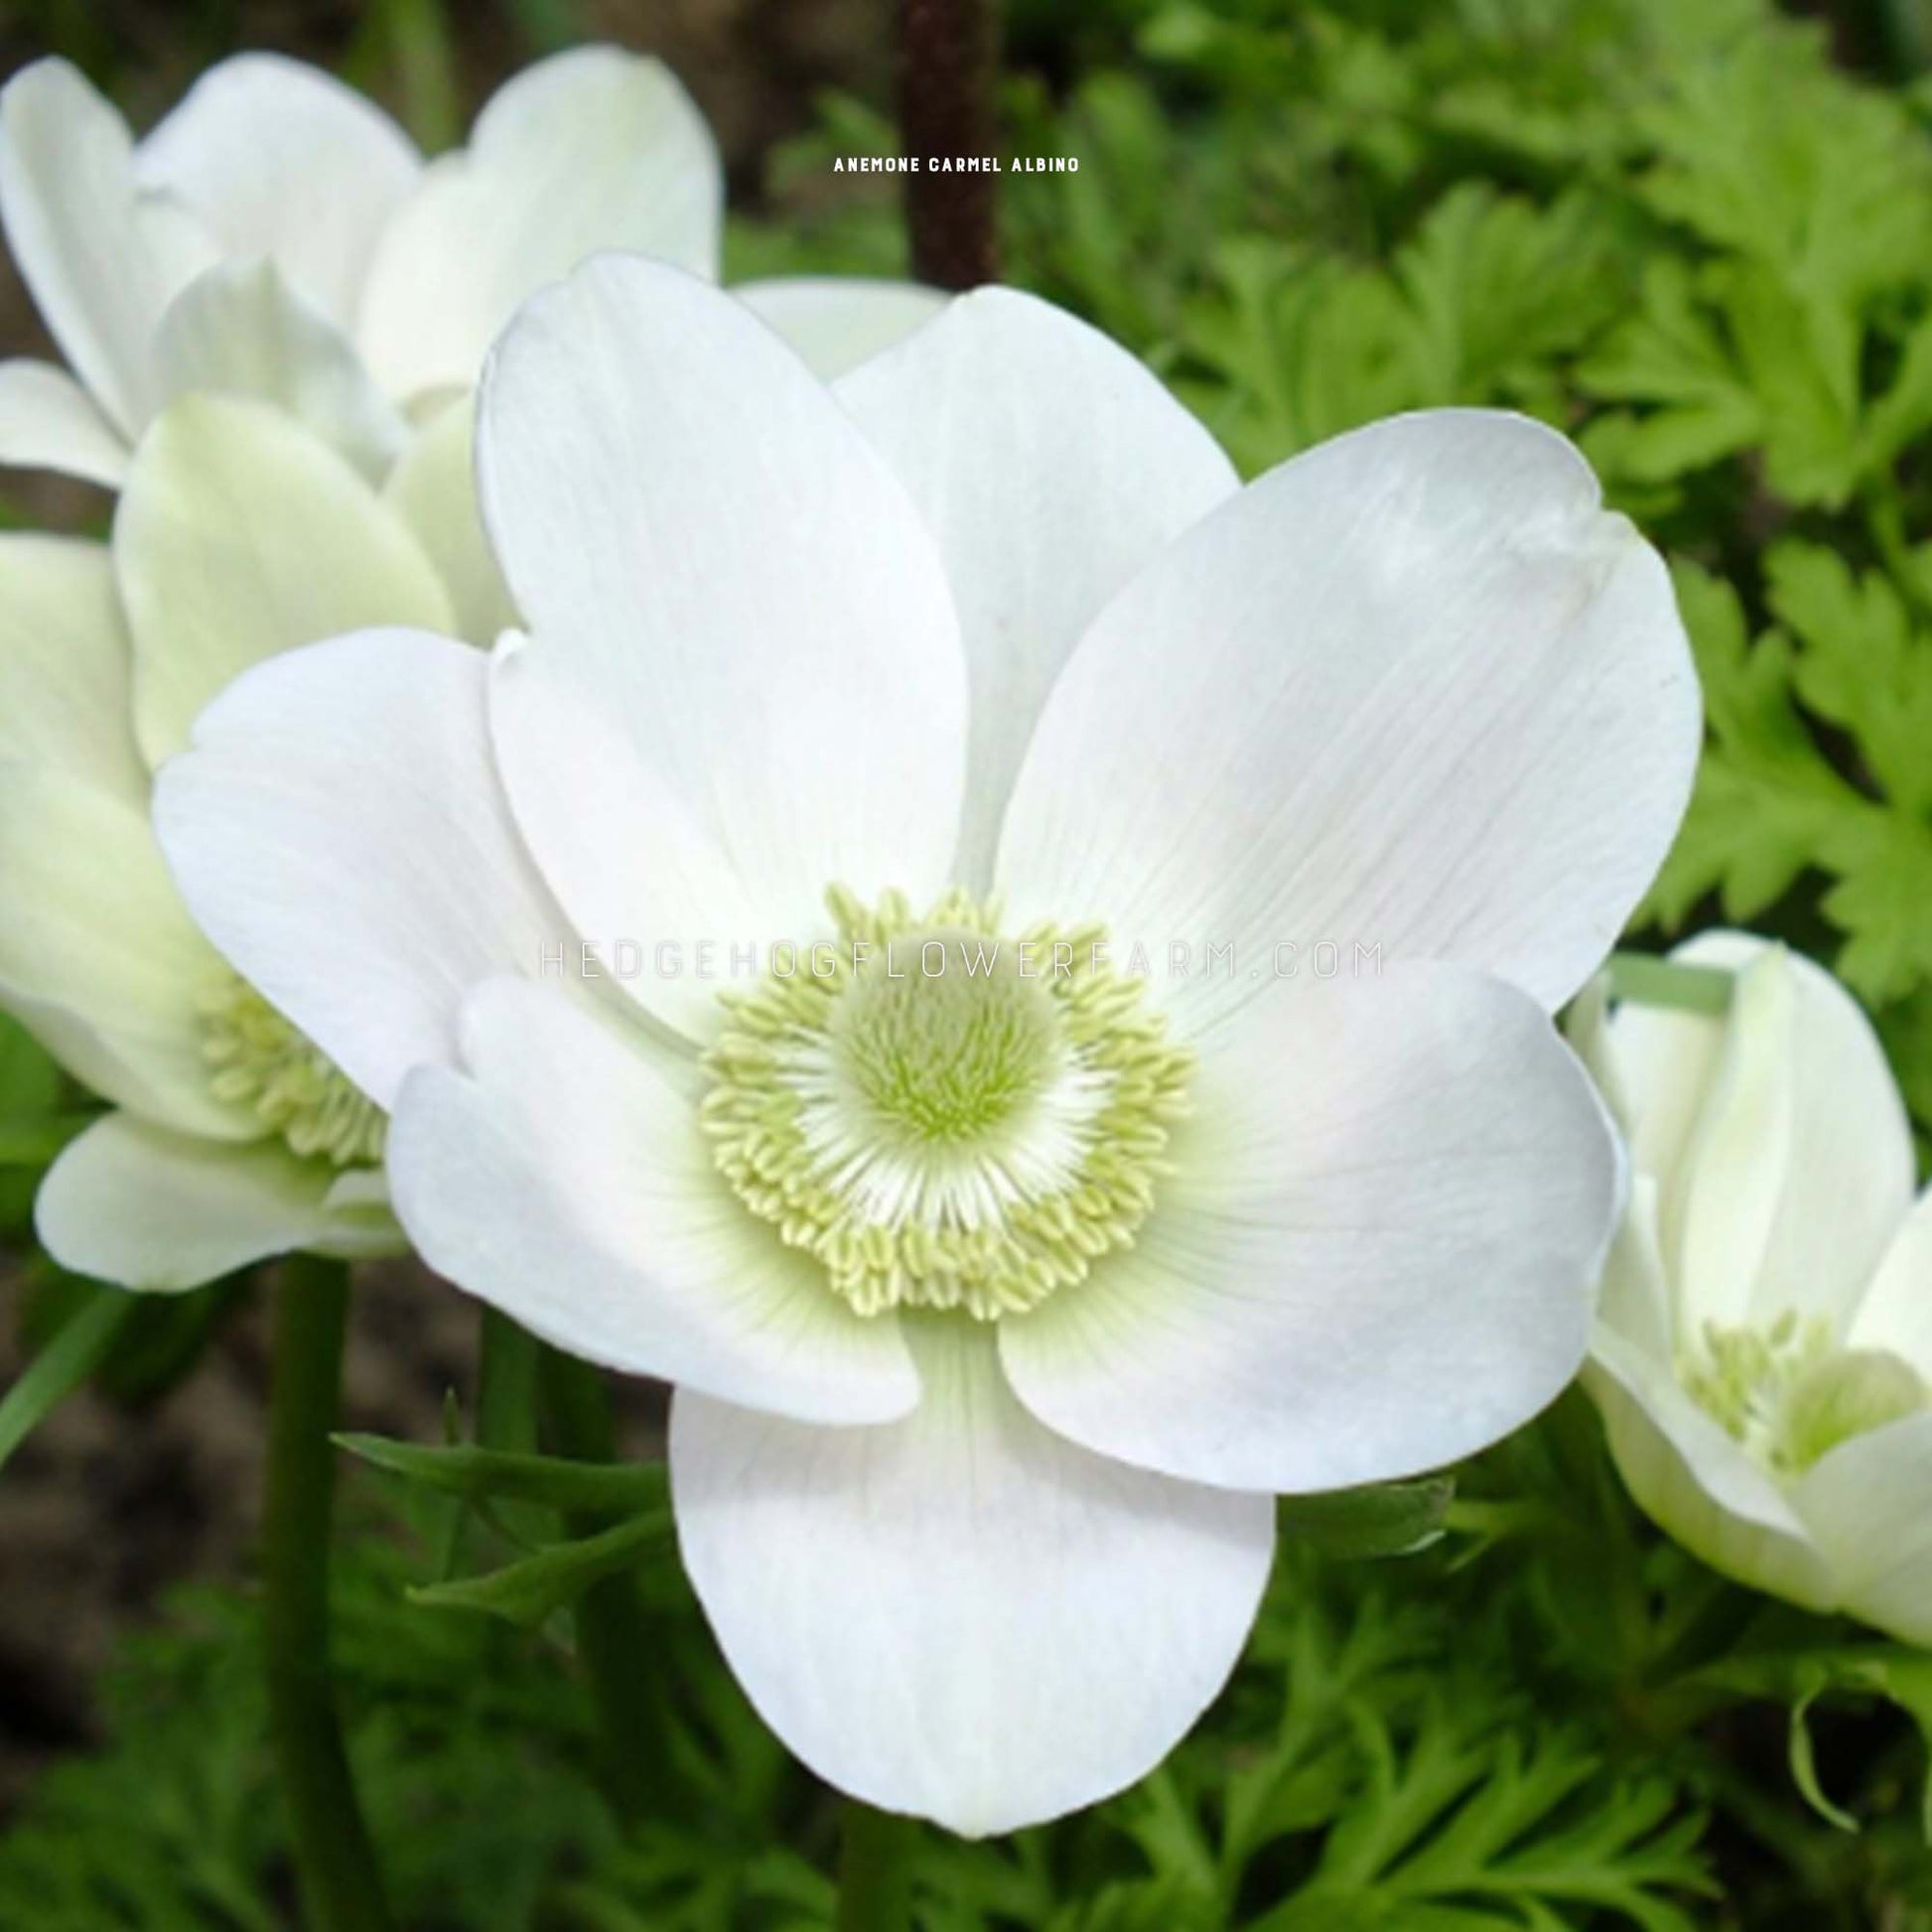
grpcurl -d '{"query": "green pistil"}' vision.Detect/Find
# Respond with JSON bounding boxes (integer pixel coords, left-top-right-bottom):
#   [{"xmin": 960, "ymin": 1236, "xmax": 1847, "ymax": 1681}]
[
  {"xmin": 700, "ymin": 887, "xmax": 1193, "ymax": 1321},
  {"xmin": 201, "ymin": 978, "xmax": 385, "ymax": 1168},
  {"xmin": 1682, "ymin": 1310, "xmax": 1926, "ymax": 1474}
]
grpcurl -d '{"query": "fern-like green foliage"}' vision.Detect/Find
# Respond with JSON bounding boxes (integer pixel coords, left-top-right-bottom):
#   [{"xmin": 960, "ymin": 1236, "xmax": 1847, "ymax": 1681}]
[{"xmin": 0, "ymin": 1490, "xmax": 1720, "ymax": 1932}]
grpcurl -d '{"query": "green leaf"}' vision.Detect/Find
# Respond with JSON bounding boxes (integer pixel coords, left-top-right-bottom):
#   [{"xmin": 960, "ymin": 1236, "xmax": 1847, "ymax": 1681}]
[
  {"xmin": 1693, "ymin": 1644, "xmax": 1932, "ymax": 1837},
  {"xmin": 1642, "ymin": 555, "xmax": 1932, "ymax": 1006},
  {"xmin": 1768, "ymin": 543, "xmax": 1932, "ymax": 820},
  {"xmin": 0, "ymin": 1286, "xmax": 135, "ymax": 1474},
  {"xmin": 1578, "ymin": 260, "xmax": 1762, "ymax": 487},
  {"xmin": 1279, "ymin": 1477, "xmax": 1455, "ymax": 1561},
  {"xmin": 406, "ymin": 1511, "xmax": 675, "ymax": 1628},
  {"xmin": 335, "ymin": 1433, "xmax": 667, "ymax": 1517}
]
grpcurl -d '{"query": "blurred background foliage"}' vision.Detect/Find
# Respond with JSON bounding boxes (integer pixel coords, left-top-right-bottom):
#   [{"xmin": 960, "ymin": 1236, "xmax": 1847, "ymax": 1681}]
[{"xmin": 9, "ymin": 0, "xmax": 1932, "ymax": 1924}]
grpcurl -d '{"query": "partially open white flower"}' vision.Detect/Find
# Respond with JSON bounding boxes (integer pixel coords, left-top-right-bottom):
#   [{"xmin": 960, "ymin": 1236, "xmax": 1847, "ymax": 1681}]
[
  {"xmin": 0, "ymin": 47, "xmax": 941, "ymax": 487},
  {"xmin": 1578, "ymin": 932, "xmax": 1932, "ymax": 1643},
  {"xmin": 0, "ymin": 390, "xmax": 517, "ymax": 1288},
  {"xmin": 156, "ymin": 260, "xmax": 1699, "ymax": 1832}
]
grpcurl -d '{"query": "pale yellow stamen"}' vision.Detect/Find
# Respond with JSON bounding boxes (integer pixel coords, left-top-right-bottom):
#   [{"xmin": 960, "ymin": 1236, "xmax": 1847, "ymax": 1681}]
[
  {"xmin": 1682, "ymin": 1310, "xmax": 1926, "ymax": 1473},
  {"xmin": 700, "ymin": 887, "xmax": 1192, "ymax": 1320},
  {"xmin": 201, "ymin": 977, "xmax": 385, "ymax": 1168}
]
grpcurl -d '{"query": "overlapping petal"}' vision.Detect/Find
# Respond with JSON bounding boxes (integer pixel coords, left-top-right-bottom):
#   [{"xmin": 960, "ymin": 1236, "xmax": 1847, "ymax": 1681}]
[
  {"xmin": 357, "ymin": 49, "xmax": 722, "ymax": 403},
  {"xmin": 136, "ymin": 52, "xmax": 419, "ymax": 332},
  {"xmin": 995, "ymin": 410, "xmax": 1699, "ymax": 1035},
  {"xmin": 115, "ymin": 393, "xmax": 452, "ymax": 767},
  {"xmin": 153, "ymin": 630, "xmax": 562, "ymax": 1112},
  {"xmin": 0, "ymin": 357, "xmax": 129, "ymax": 484},
  {"xmin": 1848, "ymin": 1187, "xmax": 1932, "ymax": 1377},
  {"xmin": 671, "ymin": 1318, "xmax": 1275, "ymax": 1836},
  {"xmin": 1790, "ymin": 1413, "xmax": 1932, "ymax": 1644},
  {"xmin": 37, "ymin": 1111, "xmax": 400, "ymax": 1292},
  {"xmin": 152, "ymin": 259, "xmax": 408, "ymax": 481},
  {"xmin": 0, "ymin": 534, "xmax": 146, "ymax": 805},
  {"xmin": 1001, "ymin": 963, "xmax": 1617, "ymax": 1493},
  {"xmin": 480, "ymin": 257, "xmax": 966, "ymax": 1038},
  {"xmin": 0, "ymin": 761, "xmax": 246, "ymax": 1138},
  {"xmin": 381, "ymin": 397, "xmax": 516, "ymax": 644},
  {"xmin": 0, "ymin": 59, "xmax": 216, "ymax": 436},
  {"xmin": 737, "ymin": 275, "xmax": 948, "ymax": 379},
  {"xmin": 1661, "ymin": 940, "xmax": 1914, "ymax": 1335},
  {"xmin": 1586, "ymin": 1330, "xmax": 1837, "ymax": 1611},
  {"xmin": 388, "ymin": 976, "xmax": 920, "ymax": 1422},
  {"xmin": 836, "ymin": 287, "xmax": 1239, "ymax": 888}
]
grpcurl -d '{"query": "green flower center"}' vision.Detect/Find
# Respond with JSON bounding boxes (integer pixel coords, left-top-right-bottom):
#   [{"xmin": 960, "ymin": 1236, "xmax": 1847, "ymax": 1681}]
[
  {"xmin": 1682, "ymin": 1311, "xmax": 1926, "ymax": 1475},
  {"xmin": 700, "ymin": 887, "xmax": 1193, "ymax": 1320},
  {"xmin": 200, "ymin": 977, "xmax": 386, "ymax": 1168}
]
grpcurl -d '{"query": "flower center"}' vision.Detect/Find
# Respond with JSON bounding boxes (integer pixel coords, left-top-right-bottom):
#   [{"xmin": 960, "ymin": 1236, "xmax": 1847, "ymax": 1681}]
[
  {"xmin": 200, "ymin": 976, "xmax": 386, "ymax": 1168},
  {"xmin": 700, "ymin": 887, "xmax": 1193, "ymax": 1320},
  {"xmin": 1682, "ymin": 1311, "xmax": 1926, "ymax": 1474}
]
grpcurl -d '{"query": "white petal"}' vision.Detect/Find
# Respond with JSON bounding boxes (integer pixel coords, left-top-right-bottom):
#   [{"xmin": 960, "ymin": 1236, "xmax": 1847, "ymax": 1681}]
[
  {"xmin": 115, "ymin": 393, "xmax": 454, "ymax": 768},
  {"xmin": 381, "ymin": 397, "xmax": 516, "ymax": 644},
  {"xmin": 480, "ymin": 257, "xmax": 965, "ymax": 1039},
  {"xmin": 1849, "ymin": 1187, "xmax": 1932, "ymax": 1378},
  {"xmin": 0, "ymin": 357, "xmax": 129, "ymax": 484},
  {"xmin": 1791, "ymin": 1414, "xmax": 1932, "ymax": 1644},
  {"xmin": 1595, "ymin": 1174, "xmax": 1677, "ymax": 1365},
  {"xmin": 836, "ymin": 287, "xmax": 1238, "ymax": 889},
  {"xmin": 0, "ymin": 760, "xmax": 246, "ymax": 1137},
  {"xmin": 357, "ymin": 48, "xmax": 722, "ymax": 403},
  {"xmin": 0, "ymin": 59, "xmax": 216, "ymax": 435},
  {"xmin": 152, "ymin": 258, "xmax": 408, "ymax": 481},
  {"xmin": 36, "ymin": 1110, "xmax": 382, "ymax": 1291},
  {"xmin": 388, "ymin": 975, "xmax": 919, "ymax": 1423},
  {"xmin": 1597, "ymin": 931, "xmax": 1748, "ymax": 1281},
  {"xmin": 152, "ymin": 629, "xmax": 562, "ymax": 1112},
  {"xmin": 671, "ymin": 1318, "xmax": 1275, "ymax": 1836},
  {"xmin": 736, "ymin": 275, "xmax": 948, "ymax": 379},
  {"xmin": 1669, "ymin": 943, "xmax": 1913, "ymax": 1334},
  {"xmin": 1001, "ymin": 963, "xmax": 1617, "ymax": 1493},
  {"xmin": 135, "ymin": 53, "xmax": 419, "ymax": 331},
  {"xmin": 1586, "ymin": 1330, "xmax": 1836, "ymax": 1610},
  {"xmin": 0, "ymin": 534, "xmax": 147, "ymax": 805},
  {"xmin": 996, "ymin": 410, "xmax": 1700, "ymax": 1035}
]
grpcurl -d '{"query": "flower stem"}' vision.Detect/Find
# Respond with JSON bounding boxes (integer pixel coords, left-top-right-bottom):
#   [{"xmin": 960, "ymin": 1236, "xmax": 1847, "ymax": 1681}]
[
  {"xmin": 1605, "ymin": 950, "xmax": 1734, "ymax": 1016},
  {"xmin": 897, "ymin": 0, "xmax": 1000, "ymax": 287},
  {"xmin": 837, "ymin": 1801, "xmax": 918, "ymax": 1932},
  {"xmin": 263, "ymin": 1255, "xmax": 394, "ymax": 1932},
  {"xmin": 536, "ymin": 1344, "xmax": 677, "ymax": 1821}
]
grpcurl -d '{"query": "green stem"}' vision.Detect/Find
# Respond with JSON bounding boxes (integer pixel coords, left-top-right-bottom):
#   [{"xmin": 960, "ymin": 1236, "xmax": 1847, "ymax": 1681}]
[
  {"xmin": 263, "ymin": 1255, "xmax": 394, "ymax": 1932},
  {"xmin": 537, "ymin": 1345, "xmax": 676, "ymax": 1821},
  {"xmin": 837, "ymin": 1801, "xmax": 917, "ymax": 1932},
  {"xmin": 1605, "ymin": 950, "xmax": 1734, "ymax": 1016}
]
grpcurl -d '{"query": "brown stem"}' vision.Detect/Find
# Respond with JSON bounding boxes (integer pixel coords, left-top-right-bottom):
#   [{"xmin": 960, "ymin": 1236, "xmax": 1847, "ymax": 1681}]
[{"xmin": 897, "ymin": 0, "xmax": 1000, "ymax": 288}]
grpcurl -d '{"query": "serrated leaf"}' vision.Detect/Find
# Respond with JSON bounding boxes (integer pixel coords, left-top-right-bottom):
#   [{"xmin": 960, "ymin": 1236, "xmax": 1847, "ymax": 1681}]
[
  {"xmin": 407, "ymin": 1510, "xmax": 675, "ymax": 1628},
  {"xmin": 336, "ymin": 1433, "xmax": 666, "ymax": 1516}
]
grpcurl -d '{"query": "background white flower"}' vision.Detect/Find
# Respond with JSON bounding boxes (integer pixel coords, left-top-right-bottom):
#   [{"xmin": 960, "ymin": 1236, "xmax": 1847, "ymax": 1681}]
[
  {"xmin": 0, "ymin": 390, "xmax": 549, "ymax": 1289},
  {"xmin": 1578, "ymin": 931, "xmax": 1932, "ymax": 1644},
  {"xmin": 155, "ymin": 259, "xmax": 1699, "ymax": 1832},
  {"xmin": 0, "ymin": 46, "xmax": 942, "ymax": 488}
]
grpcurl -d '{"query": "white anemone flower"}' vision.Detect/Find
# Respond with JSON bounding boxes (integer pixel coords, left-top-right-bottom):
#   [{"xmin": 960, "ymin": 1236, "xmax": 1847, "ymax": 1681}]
[
  {"xmin": 1577, "ymin": 932, "xmax": 1932, "ymax": 1644},
  {"xmin": 0, "ymin": 386, "xmax": 549, "ymax": 1288},
  {"xmin": 0, "ymin": 47, "xmax": 941, "ymax": 488},
  {"xmin": 155, "ymin": 259, "xmax": 1700, "ymax": 1832}
]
